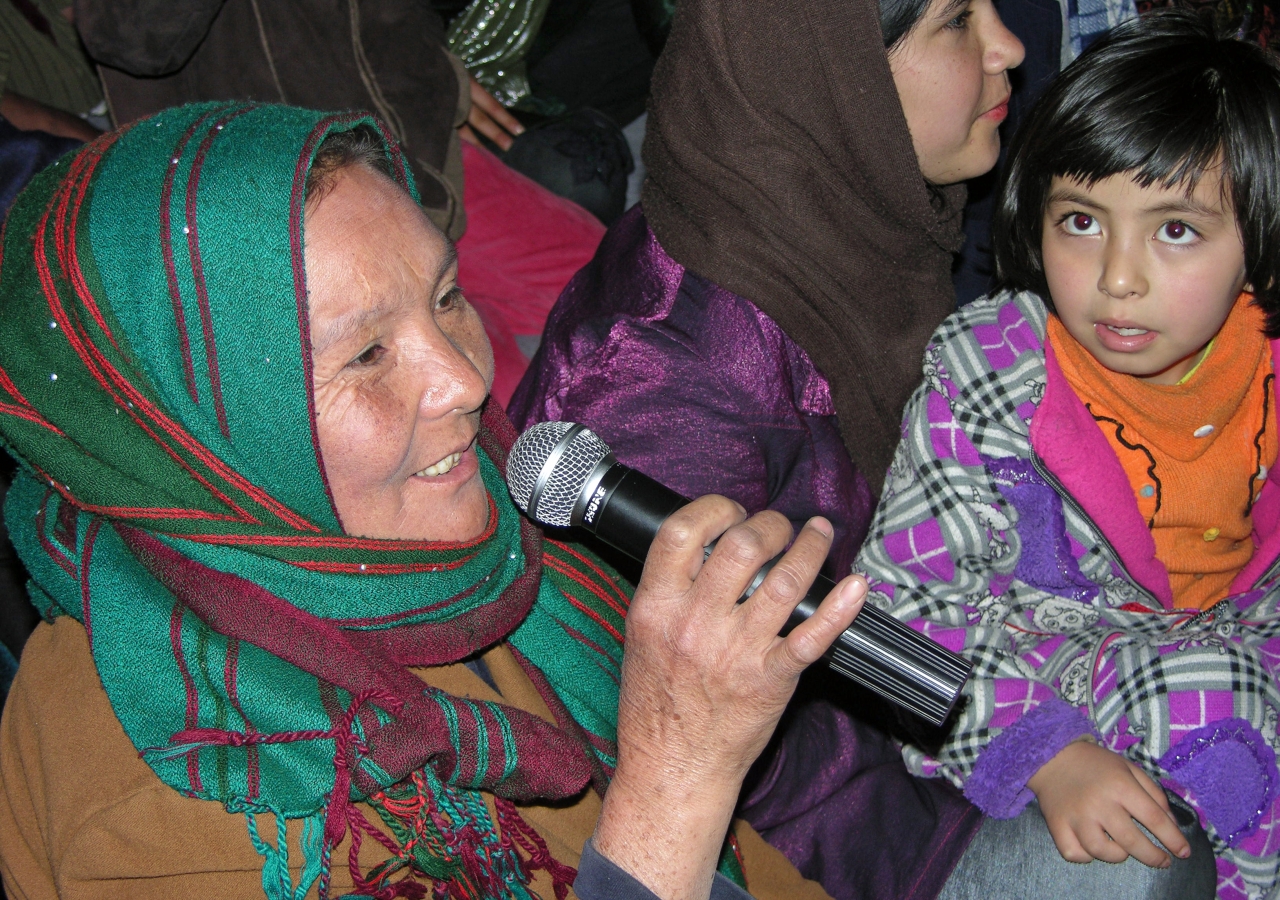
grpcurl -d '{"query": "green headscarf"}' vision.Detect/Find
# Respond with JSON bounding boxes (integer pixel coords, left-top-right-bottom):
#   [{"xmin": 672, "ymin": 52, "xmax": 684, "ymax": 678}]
[{"xmin": 0, "ymin": 102, "xmax": 640, "ymax": 899}]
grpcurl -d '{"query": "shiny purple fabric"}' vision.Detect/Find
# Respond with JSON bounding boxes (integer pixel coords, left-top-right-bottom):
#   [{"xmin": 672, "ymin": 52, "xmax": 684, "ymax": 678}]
[
  {"xmin": 509, "ymin": 206, "xmax": 873, "ymax": 576},
  {"xmin": 510, "ymin": 207, "xmax": 982, "ymax": 900}
]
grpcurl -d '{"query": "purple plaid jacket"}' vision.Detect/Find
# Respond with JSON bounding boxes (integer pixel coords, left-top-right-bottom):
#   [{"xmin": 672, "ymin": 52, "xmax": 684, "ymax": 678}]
[{"xmin": 856, "ymin": 289, "xmax": 1280, "ymax": 898}]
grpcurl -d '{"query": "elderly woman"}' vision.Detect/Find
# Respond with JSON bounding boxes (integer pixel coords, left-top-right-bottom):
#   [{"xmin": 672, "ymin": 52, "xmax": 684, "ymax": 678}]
[{"xmin": 0, "ymin": 104, "xmax": 865, "ymax": 900}]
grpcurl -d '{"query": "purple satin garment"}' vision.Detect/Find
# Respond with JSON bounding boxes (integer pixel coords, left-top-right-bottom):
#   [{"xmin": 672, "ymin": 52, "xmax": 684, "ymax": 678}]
[
  {"xmin": 510, "ymin": 207, "xmax": 982, "ymax": 900},
  {"xmin": 509, "ymin": 206, "xmax": 872, "ymax": 577}
]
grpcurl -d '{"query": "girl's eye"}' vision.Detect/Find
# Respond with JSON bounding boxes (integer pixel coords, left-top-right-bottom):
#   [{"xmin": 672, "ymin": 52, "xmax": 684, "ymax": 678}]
[
  {"xmin": 1061, "ymin": 213, "xmax": 1099, "ymax": 236},
  {"xmin": 1156, "ymin": 221, "xmax": 1198, "ymax": 245},
  {"xmin": 353, "ymin": 344, "xmax": 384, "ymax": 366},
  {"xmin": 946, "ymin": 8, "xmax": 972, "ymax": 28}
]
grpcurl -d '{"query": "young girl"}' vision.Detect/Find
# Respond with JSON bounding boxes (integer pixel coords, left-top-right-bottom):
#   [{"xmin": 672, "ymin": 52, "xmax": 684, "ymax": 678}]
[{"xmin": 856, "ymin": 11, "xmax": 1280, "ymax": 899}]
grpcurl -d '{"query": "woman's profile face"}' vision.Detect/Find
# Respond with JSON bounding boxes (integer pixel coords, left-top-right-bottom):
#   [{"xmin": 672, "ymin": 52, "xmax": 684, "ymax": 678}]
[
  {"xmin": 305, "ymin": 164, "xmax": 495, "ymax": 542},
  {"xmin": 889, "ymin": 0, "xmax": 1024, "ymax": 185}
]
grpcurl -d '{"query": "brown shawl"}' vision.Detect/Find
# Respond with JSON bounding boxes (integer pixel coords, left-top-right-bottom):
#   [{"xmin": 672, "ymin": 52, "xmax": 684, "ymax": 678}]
[{"xmin": 641, "ymin": 0, "xmax": 965, "ymax": 492}]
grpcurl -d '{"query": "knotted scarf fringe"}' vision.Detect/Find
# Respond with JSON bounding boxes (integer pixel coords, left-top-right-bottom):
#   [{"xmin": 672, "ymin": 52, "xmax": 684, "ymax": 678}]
[{"xmin": 350, "ymin": 768, "xmax": 577, "ymax": 900}]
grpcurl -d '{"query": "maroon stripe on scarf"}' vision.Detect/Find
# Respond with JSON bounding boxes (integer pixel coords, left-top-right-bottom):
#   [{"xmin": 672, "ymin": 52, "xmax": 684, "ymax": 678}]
[
  {"xmin": 163, "ymin": 522, "xmax": 488, "ymax": 547},
  {"xmin": 33, "ymin": 139, "xmax": 284, "ymax": 527},
  {"xmin": 160, "ymin": 492, "xmax": 498, "ymax": 554},
  {"xmin": 292, "ymin": 559, "xmax": 472, "ymax": 575},
  {"xmin": 35, "ymin": 489, "xmax": 76, "ymax": 580},
  {"xmin": 160, "ymin": 107, "xmax": 225, "ymax": 404},
  {"xmin": 79, "ymin": 517, "xmax": 102, "ymax": 648},
  {"xmin": 324, "ymin": 573, "xmax": 495, "ymax": 630},
  {"xmin": 0, "ymin": 364, "xmax": 32, "ymax": 405},
  {"xmin": 119, "ymin": 523, "xmax": 592, "ymax": 801},
  {"xmin": 39, "ymin": 134, "xmax": 321, "ymax": 531},
  {"xmin": 366, "ymin": 118, "xmax": 413, "ymax": 194},
  {"xmin": 0, "ymin": 402, "xmax": 62, "ymax": 433},
  {"xmin": 289, "ymin": 113, "xmax": 368, "ymax": 530},
  {"xmin": 549, "ymin": 540, "xmax": 631, "ymax": 615},
  {"xmin": 123, "ymin": 524, "xmax": 404, "ymax": 695},
  {"xmin": 169, "ymin": 600, "xmax": 205, "ymax": 791},
  {"xmin": 53, "ymin": 495, "xmax": 78, "ymax": 551},
  {"xmin": 184, "ymin": 106, "xmax": 256, "ymax": 440},
  {"xmin": 55, "ymin": 134, "xmax": 124, "ymax": 352},
  {"xmin": 542, "ymin": 558, "xmax": 623, "ymax": 643},
  {"xmin": 223, "ymin": 638, "xmax": 261, "ymax": 800},
  {"xmin": 509, "ymin": 645, "xmax": 615, "ymax": 797},
  {"xmin": 550, "ymin": 618, "xmax": 620, "ymax": 686}
]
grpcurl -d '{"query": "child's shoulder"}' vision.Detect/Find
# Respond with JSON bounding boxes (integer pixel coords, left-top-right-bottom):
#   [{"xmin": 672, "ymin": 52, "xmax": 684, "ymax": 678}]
[{"xmin": 923, "ymin": 289, "xmax": 1051, "ymax": 387}]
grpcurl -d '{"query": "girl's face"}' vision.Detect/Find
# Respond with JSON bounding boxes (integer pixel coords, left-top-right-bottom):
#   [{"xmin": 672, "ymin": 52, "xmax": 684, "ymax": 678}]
[
  {"xmin": 889, "ymin": 0, "xmax": 1024, "ymax": 185},
  {"xmin": 1042, "ymin": 170, "xmax": 1249, "ymax": 385}
]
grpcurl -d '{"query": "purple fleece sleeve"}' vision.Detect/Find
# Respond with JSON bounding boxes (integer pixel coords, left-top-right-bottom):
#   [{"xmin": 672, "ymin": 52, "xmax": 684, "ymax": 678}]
[
  {"xmin": 575, "ymin": 840, "xmax": 755, "ymax": 900},
  {"xmin": 963, "ymin": 698, "xmax": 1100, "ymax": 818}
]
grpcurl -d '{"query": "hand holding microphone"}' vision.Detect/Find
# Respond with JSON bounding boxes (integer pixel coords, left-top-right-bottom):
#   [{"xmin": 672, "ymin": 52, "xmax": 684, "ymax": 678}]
[{"xmin": 507, "ymin": 422, "xmax": 972, "ymax": 725}]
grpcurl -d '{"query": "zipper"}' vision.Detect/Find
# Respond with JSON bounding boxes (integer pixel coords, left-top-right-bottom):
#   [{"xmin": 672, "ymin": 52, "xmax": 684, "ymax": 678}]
[
  {"xmin": 1029, "ymin": 450, "xmax": 1161, "ymax": 610},
  {"xmin": 1032, "ymin": 452, "xmax": 1280, "ymax": 634}
]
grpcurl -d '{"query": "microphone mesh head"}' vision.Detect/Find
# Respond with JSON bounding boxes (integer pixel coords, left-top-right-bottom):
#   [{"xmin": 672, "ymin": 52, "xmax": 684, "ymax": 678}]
[{"xmin": 507, "ymin": 421, "xmax": 612, "ymax": 527}]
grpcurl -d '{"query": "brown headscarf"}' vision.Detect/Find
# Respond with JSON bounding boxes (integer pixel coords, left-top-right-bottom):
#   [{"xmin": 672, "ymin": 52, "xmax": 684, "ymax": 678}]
[{"xmin": 641, "ymin": 0, "xmax": 965, "ymax": 493}]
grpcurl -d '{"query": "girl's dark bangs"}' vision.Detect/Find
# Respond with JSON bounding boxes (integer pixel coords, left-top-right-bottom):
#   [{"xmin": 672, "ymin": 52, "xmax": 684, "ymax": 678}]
[{"xmin": 1045, "ymin": 58, "xmax": 1229, "ymax": 194}]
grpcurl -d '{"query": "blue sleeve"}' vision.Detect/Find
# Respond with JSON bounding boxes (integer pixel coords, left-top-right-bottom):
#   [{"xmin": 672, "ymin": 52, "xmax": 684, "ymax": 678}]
[{"xmin": 574, "ymin": 839, "xmax": 755, "ymax": 900}]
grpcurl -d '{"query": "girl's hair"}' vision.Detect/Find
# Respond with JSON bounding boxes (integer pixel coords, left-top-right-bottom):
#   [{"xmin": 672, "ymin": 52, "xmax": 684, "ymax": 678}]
[
  {"xmin": 993, "ymin": 9, "xmax": 1280, "ymax": 336},
  {"xmin": 880, "ymin": 0, "xmax": 933, "ymax": 48}
]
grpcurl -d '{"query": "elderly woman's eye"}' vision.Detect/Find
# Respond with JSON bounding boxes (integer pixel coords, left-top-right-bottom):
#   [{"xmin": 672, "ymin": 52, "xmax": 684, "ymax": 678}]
[
  {"xmin": 353, "ymin": 344, "xmax": 384, "ymax": 366},
  {"xmin": 437, "ymin": 286, "xmax": 464, "ymax": 311}
]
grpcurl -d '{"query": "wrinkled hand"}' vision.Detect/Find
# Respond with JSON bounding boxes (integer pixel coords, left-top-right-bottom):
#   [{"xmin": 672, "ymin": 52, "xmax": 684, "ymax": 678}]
[
  {"xmin": 457, "ymin": 76, "xmax": 524, "ymax": 151},
  {"xmin": 595, "ymin": 496, "xmax": 867, "ymax": 900},
  {"xmin": 1028, "ymin": 740, "xmax": 1191, "ymax": 868}
]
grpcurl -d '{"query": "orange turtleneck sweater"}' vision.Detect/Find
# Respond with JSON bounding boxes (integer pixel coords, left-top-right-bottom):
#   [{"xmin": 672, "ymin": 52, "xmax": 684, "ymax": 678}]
[{"xmin": 1047, "ymin": 295, "xmax": 1276, "ymax": 609}]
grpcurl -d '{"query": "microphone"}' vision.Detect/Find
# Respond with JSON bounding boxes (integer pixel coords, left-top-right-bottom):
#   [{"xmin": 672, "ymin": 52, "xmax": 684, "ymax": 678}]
[{"xmin": 507, "ymin": 421, "xmax": 971, "ymax": 726}]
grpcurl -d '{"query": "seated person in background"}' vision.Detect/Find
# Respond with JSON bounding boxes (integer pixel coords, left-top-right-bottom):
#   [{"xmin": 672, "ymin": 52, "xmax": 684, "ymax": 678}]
[
  {"xmin": 512, "ymin": 0, "xmax": 1023, "ymax": 893},
  {"xmin": 857, "ymin": 12, "xmax": 1280, "ymax": 899},
  {"xmin": 0, "ymin": 103, "xmax": 867, "ymax": 900},
  {"xmin": 72, "ymin": 0, "xmax": 606, "ymax": 407}
]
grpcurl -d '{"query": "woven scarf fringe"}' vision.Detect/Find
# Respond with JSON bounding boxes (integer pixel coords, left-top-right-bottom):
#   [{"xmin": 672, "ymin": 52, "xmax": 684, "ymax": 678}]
[
  {"xmin": 245, "ymin": 808, "xmax": 326, "ymax": 900},
  {"xmin": 326, "ymin": 768, "xmax": 577, "ymax": 900}
]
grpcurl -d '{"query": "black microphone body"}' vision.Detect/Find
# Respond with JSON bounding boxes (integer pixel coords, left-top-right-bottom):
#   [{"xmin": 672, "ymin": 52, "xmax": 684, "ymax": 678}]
[{"xmin": 509, "ymin": 422, "xmax": 972, "ymax": 726}]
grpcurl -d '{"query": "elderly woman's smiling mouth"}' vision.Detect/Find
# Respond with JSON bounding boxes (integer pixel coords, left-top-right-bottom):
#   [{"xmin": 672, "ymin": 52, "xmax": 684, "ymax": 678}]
[{"xmin": 306, "ymin": 163, "xmax": 495, "ymax": 543}]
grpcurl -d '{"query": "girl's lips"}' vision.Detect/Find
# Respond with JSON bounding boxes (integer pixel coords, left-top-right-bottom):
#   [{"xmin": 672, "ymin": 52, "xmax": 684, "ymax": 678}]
[
  {"xmin": 1094, "ymin": 321, "xmax": 1158, "ymax": 352},
  {"xmin": 982, "ymin": 100, "xmax": 1008, "ymax": 122}
]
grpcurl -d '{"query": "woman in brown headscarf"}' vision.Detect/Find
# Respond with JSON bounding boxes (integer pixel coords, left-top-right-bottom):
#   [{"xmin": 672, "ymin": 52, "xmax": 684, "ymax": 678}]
[{"xmin": 510, "ymin": 0, "xmax": 1022, "ymax": 895}]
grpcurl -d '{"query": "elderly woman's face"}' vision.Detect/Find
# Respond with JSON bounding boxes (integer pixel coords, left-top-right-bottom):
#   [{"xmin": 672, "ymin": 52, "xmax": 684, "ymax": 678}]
[{"xmin": 305, "ymin": 165, "xmax": 495, "ymax": 541}]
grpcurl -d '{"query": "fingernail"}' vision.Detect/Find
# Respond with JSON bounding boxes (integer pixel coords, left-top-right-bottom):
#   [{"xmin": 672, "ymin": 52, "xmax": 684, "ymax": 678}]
[
  {"xmin": 842, "ymin": 577, "xmax": 867, "ymax": 604},
  {"xmin": 1178, "ymin": 847, "xmax": 1190, "ymax": 859},
  {"xmin": 808, "ymin": 517, "xmax": 833, "ymax": 537}
]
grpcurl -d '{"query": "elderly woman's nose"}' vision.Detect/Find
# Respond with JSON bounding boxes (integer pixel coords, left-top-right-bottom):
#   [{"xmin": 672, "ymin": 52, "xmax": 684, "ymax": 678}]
[
  {"xmin": 407, "ymin": 324, "xmax": 489, "ymax": 415},
  {"xmin": 983, "ymin": 11, "xmax": 1025, "ymax": 73}
]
